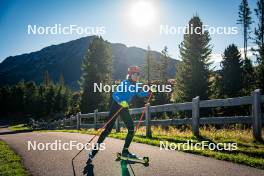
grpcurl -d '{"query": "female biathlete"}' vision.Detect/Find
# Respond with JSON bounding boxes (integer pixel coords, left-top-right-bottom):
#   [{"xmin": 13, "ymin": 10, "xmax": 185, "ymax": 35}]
[{"xmin": 83, "ymin": 66, "xmax": 154, "ymax": 174}]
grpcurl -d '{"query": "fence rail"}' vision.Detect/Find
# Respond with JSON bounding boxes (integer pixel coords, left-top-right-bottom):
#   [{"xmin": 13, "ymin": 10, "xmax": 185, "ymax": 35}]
[{"xmin": 48, "ymin": 89, "xmax": 264, "ymax": 140}]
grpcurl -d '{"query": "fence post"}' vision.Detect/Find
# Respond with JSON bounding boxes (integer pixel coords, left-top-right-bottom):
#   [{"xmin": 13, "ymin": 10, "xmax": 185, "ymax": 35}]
[
  {"xmin": 77, "ymin": 112, "xmax": 81, "ymax": 130},
  {"xmin": 192, "ymin": 96, "xmax": 200, "ymax": 137},
  {"xmin": 115, "ymin": 116, "xmax": 120, "ymax": 133},
  {"xmin": 94, "ymin": 109, "xmax": 98, "ymax": 130},
  {"xmin": 145, "ymin": 103, "xmax": 152, "ymax": 138},
  {"xmin": 252, "ymin": 89, "xmax": 262, "ymax": 140}
]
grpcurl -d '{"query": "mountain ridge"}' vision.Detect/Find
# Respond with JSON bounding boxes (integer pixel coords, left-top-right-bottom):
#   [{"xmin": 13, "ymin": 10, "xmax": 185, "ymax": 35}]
[{"xmin": 0, "ymin": 36, "xmax": 178, "ymax": 90}]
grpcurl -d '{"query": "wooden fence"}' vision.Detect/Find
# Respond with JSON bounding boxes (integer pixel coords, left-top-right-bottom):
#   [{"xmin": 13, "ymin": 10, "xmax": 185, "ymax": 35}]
[{"xmin": 49, "ymin": 89, "xmax": 264, "ymax": 140}]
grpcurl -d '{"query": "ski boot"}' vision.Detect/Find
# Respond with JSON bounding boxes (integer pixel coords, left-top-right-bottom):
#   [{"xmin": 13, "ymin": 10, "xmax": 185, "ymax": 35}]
[
  {"xmin": 116, "ymin": 148, "xmax": 149, "ymax": 166},
  {"xmin": 122, "ymin": 149, "xmax": 137, "ymax": 161}
]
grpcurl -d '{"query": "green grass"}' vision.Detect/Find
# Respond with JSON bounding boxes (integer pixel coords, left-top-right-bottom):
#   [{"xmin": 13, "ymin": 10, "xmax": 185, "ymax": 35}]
[
  {"xmin": 0, "ymin": 140, "xmax": 29, "ymax": 176},
  {"xmin": 9, "ymin": 124, "xmax": 264, "ymax": 169},
  {"xmin": 8, "ymin": 124, "xmax": 32, "ymax": 132}
]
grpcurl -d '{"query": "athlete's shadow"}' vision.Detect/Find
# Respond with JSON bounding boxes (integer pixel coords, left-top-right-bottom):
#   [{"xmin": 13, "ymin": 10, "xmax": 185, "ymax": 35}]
[{"xmin": 83, "ymin": 163, "xmax": 94, "ymax": 176}]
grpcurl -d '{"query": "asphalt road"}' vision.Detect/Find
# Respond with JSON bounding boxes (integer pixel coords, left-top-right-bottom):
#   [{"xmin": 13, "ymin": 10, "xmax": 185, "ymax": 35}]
[{"xmin": 0, "ymin": 127, "xmax": 264, "ymax": 176}]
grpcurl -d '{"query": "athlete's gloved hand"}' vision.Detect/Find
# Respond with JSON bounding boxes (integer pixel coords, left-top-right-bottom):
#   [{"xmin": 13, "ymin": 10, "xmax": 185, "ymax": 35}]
[
  {"xmin": 120, "ymin": 101, "xmax": 129, "ymax": 108},
  {"xmin": 150, "ymin": 86, "xmax": 157, "ymax": 93}
]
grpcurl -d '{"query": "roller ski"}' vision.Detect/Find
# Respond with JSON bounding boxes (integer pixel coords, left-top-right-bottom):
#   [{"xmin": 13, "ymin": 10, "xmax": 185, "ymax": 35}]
[{"xmin": 115, "ymin": 151, "xmax": 149, "ymax": 167}]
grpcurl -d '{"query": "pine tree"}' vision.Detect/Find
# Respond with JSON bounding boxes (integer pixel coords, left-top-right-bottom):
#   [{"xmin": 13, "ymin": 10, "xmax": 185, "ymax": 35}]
[
  {"xmin": 24, "ymin": 81, "xmax": 38, "ymax": 115},
  {"xmin": 80, "ymin": 36, "xmax": 112, "ymax": 113},
  {"xmin": 69, "ymin": 92, "xmax": 81, "ymax": 115},
  {"xmin": 15, "ymin": 81, "xmax": 26, "ymax": 114},
  {"xmin": 143, "ymin": 46, "xmax": 160, "ymax": 83},
  {"xmin": 237, "ymin": 0, "xmax": 253, "ymax": 59},
  {"xmin": 160, "ymin": 46, "xmax": 169, "ymax": 82},
  {"xmin": 0, "ymin": 86, "xmax": 11, "ymax": 116},
  {"xmin": 144, "ymin": 46, "xmax": 151, "ymax": 85},
  {"xmin": 59, "ymin": 73, "xmax": 64, "ymax": 86},
  {"xmin": 59, "ymin": 86, "xmax": 71, "ymax": 115},
  {"xmin": 254, "ymin": 0, "xmax": 264, "ymax": 46},
  {"xmin": 237, "ymin": 0, "xmax": 255, "ymax": 95},
  {"xmin": 254, "ymin": 0, "xmax": 264, "ymax": 90},
  {"xmin": 219, "ymin": 44, "xmax": 243, "ymax": 97},
  {"xmin": 45, "ymin": 84, "xmax": 56, "ymax": 117},
  {"xmin": 242, "ymin": 57, "xmax": 255, "ymax": 95},
  {"xmin": 54, "ymin": 85, "xmax": 64, "ymax": 113},
  {"xmin": 174, "ymin": 16, "xmax": 212, "ymax": 102},
  {"xmin": 153, "ymin": 46, "xmax": 171, "ymax": 105},
  {"xmin": 44, "ymin": 70, "xmax": 50, "ymax": 87},
  {"xmin": 256, "ymin": 46, "xmax": 264, "ymax": 90}
]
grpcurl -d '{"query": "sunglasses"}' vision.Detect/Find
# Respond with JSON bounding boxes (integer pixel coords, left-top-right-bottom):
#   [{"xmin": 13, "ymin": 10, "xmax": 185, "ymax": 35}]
[{"xmin": 131, "ymin": 73, "xmax": 140, "ymax": 77}]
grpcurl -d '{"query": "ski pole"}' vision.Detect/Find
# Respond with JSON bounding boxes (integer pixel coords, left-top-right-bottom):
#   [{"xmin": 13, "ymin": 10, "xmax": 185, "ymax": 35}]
[
  {"xmin": 72, "ymin": 106, "xmax": 123, "ymax": 176},
  {"xmin": 135, "ymin": 91, "xmax": 153, "ymax": 132},
  {"xmin": 124, "ymin": 92, "xmax": 153, "ymax": 176}
]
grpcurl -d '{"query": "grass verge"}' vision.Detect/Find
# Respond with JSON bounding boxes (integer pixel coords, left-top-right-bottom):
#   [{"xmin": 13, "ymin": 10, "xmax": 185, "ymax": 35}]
[
  {"xmin": 0, "ymin": 140, "xmax": 29, "ymax": 176},
  {"xmin": 8, "ymin": 124, "xmax": 32, "ymax": 132}
]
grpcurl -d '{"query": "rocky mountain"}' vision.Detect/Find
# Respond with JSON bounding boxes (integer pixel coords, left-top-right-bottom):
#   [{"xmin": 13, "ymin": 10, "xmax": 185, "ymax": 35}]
[{"xmin": 0, "ymin": 36, "xmax": 178, "ymax": 90}]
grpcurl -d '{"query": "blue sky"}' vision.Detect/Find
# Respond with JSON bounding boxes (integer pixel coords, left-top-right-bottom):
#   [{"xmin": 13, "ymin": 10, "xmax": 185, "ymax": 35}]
[{"xmin": 0, "ymin": 0, "xmax": 259, "ymax": 64}]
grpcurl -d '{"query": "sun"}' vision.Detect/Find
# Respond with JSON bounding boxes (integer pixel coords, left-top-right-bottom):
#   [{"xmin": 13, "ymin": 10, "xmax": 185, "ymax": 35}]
[{"xmin": 129, "ymin": 1, "xmax": 156, "ymax": 28}]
